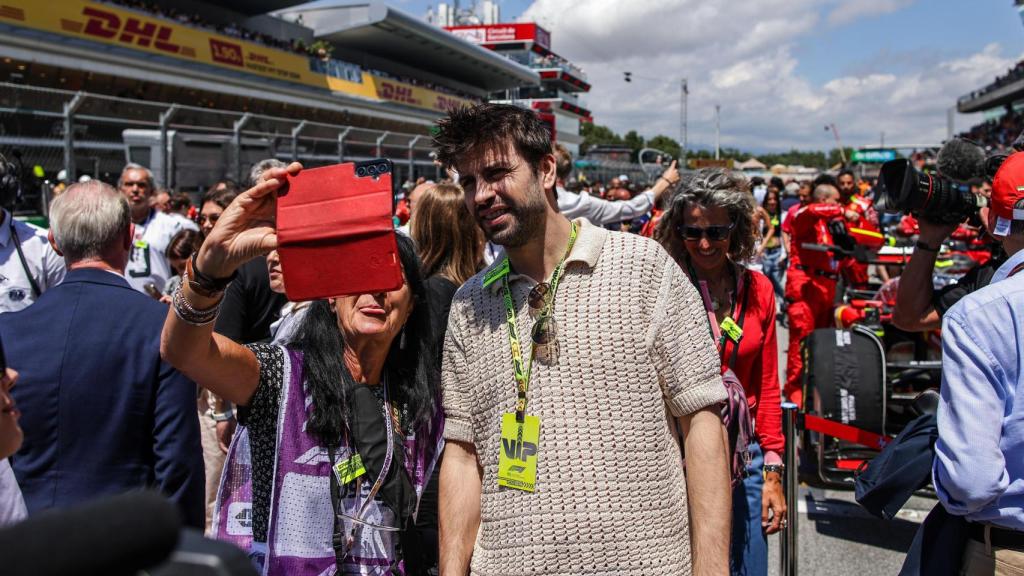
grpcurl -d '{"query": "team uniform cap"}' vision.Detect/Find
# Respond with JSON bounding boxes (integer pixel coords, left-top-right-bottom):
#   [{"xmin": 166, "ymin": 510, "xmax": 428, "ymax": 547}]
[{"xmin": 992, "ymin": 151, "xmax": 1024, "ymax": 222}]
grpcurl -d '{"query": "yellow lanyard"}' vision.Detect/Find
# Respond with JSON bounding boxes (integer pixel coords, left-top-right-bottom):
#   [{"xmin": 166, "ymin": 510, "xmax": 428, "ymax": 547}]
[{"xmin": 500, "ymin": 222, "xmax": 578, "ymax": 422}]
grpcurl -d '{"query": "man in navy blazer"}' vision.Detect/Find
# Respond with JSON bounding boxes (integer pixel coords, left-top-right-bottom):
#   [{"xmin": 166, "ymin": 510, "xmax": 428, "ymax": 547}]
[{"xmin": 0, "ymin": 180, "xmax": 204, "ymax": 528}]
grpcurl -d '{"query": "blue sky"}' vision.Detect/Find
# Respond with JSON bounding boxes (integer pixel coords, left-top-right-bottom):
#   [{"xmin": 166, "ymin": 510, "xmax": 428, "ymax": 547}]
[
  {"xmin": 794, "ymin": 2, "xmax": 1023, "ymax": 84},
  {"xmin": 393, "ymin": 0, "xmax": 1024, "ymax": 152}
]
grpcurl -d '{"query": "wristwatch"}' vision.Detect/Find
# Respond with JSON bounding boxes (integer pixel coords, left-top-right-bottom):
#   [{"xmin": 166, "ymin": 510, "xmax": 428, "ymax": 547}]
[{"xmin": 185, "ymin": 252, "xmax": 237, "ymax": 299}]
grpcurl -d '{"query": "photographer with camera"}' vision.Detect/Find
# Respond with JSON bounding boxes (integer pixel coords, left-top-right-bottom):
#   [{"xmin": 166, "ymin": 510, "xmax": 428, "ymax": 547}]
[
  {"xmin": 0, "ymin": 154, "xmax": 64, "ymax": 314},
  {"xmin": 930, "ymin": 150, "xmax": 1024, "ymax": 573},
  {"xmin": 891, "ymin": 217, "xmax": 1005, "ymax": 332},
  {"xmin": 887, "ymin": 138, "xmax": 1004, "ymax": 332}
]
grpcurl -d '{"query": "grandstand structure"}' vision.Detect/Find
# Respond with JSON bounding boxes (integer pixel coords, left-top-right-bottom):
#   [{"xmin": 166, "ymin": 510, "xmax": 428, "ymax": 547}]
[
  {"xmin": 0, "ymin": 0, "xmax": 538, "ymax": 199},
  {"xmin": 957, "ymin": 19, "xmax": 1024, "ymax": 153},
  {"xmin": 958, "ymin": 65, "xmax": 1024, "ymax": 118},
  {"xmin": 444, "ymin": 22, "xmax": 592, "ymax": 156}
]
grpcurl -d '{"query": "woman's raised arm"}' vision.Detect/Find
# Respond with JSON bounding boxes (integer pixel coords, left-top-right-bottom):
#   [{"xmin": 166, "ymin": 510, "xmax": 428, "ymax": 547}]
[{"xmin": 160, "ymin": 163, "xmax": 301, "ymax": 406}]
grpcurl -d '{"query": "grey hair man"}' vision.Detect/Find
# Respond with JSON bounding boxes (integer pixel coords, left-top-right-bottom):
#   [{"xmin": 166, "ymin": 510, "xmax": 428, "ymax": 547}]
[
  {"xmin": 118, "ymin": 163, "xmax": 156, "ymax": 224},
  {"xmin": 0, "ymin": 180, "xmax": 204, "ymax": 527},
  {"xmin": 249, "ymin": 158, "xmax": 287, "ymax": 187},
  {"xmin": 118, "ymin": 163, "xmax": 197, "ymax": 295},
  {"xmin": 49, "ymin": 180, "xmax": 133, "ymax": 268}
]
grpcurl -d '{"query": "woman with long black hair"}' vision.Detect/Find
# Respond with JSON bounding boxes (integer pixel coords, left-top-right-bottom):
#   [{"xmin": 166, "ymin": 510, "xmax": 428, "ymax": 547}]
[{"xmin": 161, "ymin": 163, "xmax": 443, "ymax": 575}]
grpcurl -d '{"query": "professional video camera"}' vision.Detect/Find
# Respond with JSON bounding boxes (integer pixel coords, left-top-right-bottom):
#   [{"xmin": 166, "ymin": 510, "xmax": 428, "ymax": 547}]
[{"xmin": 877, "ymin": 131, "xmax": 1024, "ymax": 224}]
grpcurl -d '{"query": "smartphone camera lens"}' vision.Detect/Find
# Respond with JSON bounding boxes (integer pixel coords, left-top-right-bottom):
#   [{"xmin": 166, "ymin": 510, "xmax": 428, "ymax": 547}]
[
  {"xmin": 367, "ymin": 165, "xmax": 378, "ymax": 176},
  {"xmin": 378, "ymin": 163, "xmax": 389, "ymax": 174},
  {"xmin": 356, "ymin": 167, "xmax": 366, "ymax": 177}
]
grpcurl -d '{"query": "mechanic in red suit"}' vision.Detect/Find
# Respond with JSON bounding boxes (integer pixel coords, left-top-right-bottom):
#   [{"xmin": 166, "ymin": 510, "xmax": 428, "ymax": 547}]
[
  {"xmin": 837, "ymin": 170, "xmax": 878, "ymax": 289},
  {"xmin": 783, "ymin": 181, "xmax": 845, "ymax": 407}
]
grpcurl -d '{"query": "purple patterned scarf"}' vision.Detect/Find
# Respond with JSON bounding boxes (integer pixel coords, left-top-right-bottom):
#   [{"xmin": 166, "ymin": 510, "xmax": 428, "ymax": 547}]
[{"xmin": 213, "ymin": 346, "xmax": 444, "ymax": 575}]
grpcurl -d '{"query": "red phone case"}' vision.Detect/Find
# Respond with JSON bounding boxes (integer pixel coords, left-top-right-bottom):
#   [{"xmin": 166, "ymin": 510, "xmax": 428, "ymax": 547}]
[{"xmin": 276, "ymin": 162, "xmax": 402, "ymax": 301}]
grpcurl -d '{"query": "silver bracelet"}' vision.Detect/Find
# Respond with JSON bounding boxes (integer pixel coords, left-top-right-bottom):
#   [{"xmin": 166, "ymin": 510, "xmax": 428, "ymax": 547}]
[{"xmin": 172, "ymin": 282, "xmax": 221, "ymax": 326}]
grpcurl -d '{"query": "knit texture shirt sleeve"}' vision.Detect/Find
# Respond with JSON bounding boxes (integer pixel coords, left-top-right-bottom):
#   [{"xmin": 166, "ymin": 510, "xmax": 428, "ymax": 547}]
[
  {"xmin": 440, "ymin": 293, "xmax": 474, "ymax": 444},
  {"xmin": 648, "ymin": 256, "xmax": 727, "ymax": 417}
]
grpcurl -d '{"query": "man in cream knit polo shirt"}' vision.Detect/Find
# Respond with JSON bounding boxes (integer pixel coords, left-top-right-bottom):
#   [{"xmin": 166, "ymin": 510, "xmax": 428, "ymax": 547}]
[{"xmin": 435, "ymin": 104, "xmax": 732, "ymax": 576}]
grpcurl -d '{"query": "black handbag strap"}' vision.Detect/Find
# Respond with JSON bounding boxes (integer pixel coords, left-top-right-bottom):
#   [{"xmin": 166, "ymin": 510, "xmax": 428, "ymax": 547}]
[{"xmin": 8, "ymin": 214, "xmax": 41, "ymax": 298}]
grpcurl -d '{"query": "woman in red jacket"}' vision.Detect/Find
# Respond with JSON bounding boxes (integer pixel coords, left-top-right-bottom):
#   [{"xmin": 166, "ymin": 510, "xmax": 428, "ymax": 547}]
[{"xmin": 655, "ymin": 168, "xmax": 786, "ymax": 576}]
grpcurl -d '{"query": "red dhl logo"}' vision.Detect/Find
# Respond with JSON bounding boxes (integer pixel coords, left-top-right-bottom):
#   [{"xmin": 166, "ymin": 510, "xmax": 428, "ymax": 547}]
[
  {"xmin": 435, "ymin": 96, "xmax": 462, "ymax": 111},
  {"xmin": 80, "ymin": 7, "xmax": 180, "ymax": 53},
  {"xmin": 379, "ymin": 82, "xmax": 419, "ymax": 105},
  {"xmin": 209, "ymin": 39, "xmax": 243, "ymax": 67}
]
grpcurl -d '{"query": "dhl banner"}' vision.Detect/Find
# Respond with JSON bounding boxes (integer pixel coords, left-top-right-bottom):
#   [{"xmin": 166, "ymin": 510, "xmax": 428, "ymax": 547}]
[{"xmin": 0, "ymin": 0, "xmax": 474, "ymax": 113}]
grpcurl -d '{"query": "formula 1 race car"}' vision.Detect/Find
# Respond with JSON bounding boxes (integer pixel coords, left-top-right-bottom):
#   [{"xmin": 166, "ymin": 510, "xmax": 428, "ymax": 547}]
[{"xmin": 794, "ymin": 233, "xmax": 981, "ymax": 489}]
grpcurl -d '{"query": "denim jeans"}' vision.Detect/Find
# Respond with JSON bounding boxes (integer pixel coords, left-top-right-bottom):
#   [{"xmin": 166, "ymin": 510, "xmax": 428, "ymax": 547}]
[
  {"xmin": 760, "ymin": 247, "xmax": 785, "ymax": 300},
  {"xmin": 731, "ymin": 442, "xmax": 768, "ymax": 576}
]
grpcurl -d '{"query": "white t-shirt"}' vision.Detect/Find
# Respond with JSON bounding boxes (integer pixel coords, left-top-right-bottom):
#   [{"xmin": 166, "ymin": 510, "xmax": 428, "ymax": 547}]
[
  {"xmin": 753, "ymin": 185, "xmax": 768, "ymax": 206},
  {"xmin": 0, "ymin": 210, "xmax": 66, "ymax": 313},
  {"xmin": 125, "ymin": 210, "xmax": 198, "ymax": 294}
]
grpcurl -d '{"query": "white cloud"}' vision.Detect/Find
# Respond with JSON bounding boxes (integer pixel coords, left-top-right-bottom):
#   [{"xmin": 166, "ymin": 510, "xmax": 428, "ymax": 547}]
[
  {"xmin": 518, "ymin": 0, "xmax": 1018, "ymax": 152},
  {"xmin": 827, "ymin": 0, "xmax": 915, "ymax": 26}
]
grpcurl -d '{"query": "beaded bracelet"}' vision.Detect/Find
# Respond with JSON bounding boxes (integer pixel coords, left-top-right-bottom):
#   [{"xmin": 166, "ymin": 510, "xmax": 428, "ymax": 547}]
[{"xmin": 172, "ymin": 281, "xmax": 222, "ymax": 326}]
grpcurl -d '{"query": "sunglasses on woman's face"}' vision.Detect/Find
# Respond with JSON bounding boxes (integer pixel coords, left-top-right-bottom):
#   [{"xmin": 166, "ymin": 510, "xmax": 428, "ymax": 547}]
[{"xmin": 678, "ymin": 222, "xmax": 736, "ymax": 242}]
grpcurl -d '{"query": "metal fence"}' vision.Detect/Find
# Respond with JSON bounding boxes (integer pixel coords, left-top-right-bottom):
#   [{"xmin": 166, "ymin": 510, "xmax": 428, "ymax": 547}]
[{"xmin": 0, "ymin": 82, "xmax": 440, "ymax": 197}]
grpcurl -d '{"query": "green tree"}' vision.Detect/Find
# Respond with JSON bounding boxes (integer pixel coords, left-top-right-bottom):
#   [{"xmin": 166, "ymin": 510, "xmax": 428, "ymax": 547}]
[
  {"xmin": 758, "ymin": 149, "xmax": 828, "ymax": 169},
  {"xmin": 623, "ymin": 130, "xmax": 646, "ymax": 159},
  {"xmin": 646, "ymin": 135, "xmax": 682, "ymax": 160},
  {"xmin": 580, "ymin": 123, "xmax": 622, "ymax": 154},
  {"xmin": 828, "ymin": 147, "xmax": 855, "ymax": 168}
]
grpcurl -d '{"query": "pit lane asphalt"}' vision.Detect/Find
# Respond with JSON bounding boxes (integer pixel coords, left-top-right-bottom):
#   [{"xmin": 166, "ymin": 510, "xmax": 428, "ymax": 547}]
[
  {"xmin": 771, "ymin": 324, "xmax": 936, "ymax": 575},
  {"xmin": 767, "ymin": 488, "xmax": 934, "ymax": 575}
]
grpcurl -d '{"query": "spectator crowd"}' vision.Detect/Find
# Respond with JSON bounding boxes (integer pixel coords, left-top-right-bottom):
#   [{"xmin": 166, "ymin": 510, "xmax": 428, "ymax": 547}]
[
  {"xmin": 961, "ymin": 107, "xmax": 1024, "ymax": 152},
  {"xmin": 959, "ymin": 59, "xmax": 1024, "ymax": 103},
  {"xmin": 0, "ymin": 102, "xmax": 1022, "ymax": 576}
]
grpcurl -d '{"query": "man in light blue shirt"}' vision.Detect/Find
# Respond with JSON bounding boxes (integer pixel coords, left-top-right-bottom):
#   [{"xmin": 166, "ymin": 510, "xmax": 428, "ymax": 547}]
[{"xmin": 934, "ymin": 150, "xmax": 1024, "ymax": 572}]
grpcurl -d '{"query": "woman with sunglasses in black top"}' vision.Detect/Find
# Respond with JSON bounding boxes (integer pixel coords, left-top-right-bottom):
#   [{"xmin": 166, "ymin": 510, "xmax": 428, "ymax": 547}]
[{"xmin": 655, "ymin": 168, "xmax": 786, "ymax": 576}]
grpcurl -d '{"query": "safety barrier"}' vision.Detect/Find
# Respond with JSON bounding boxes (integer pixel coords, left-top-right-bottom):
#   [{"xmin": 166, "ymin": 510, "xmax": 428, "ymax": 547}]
[
  {"xmin": 0, "ymin": 82, "xmax": 440, "ymax": 188},
  {"xmin": 780, "ymin": 403, "xmax": 798, "ymax": 576},
  {"xmin": 778, "ymin": 402, "xmax": 895, "ymax": 575}
]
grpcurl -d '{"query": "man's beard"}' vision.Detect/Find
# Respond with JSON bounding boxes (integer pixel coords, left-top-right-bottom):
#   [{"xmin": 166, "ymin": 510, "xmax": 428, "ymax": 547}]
[{"xmin": 477, "ymin": 185, "xmax": 547, "ymax": 248}]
